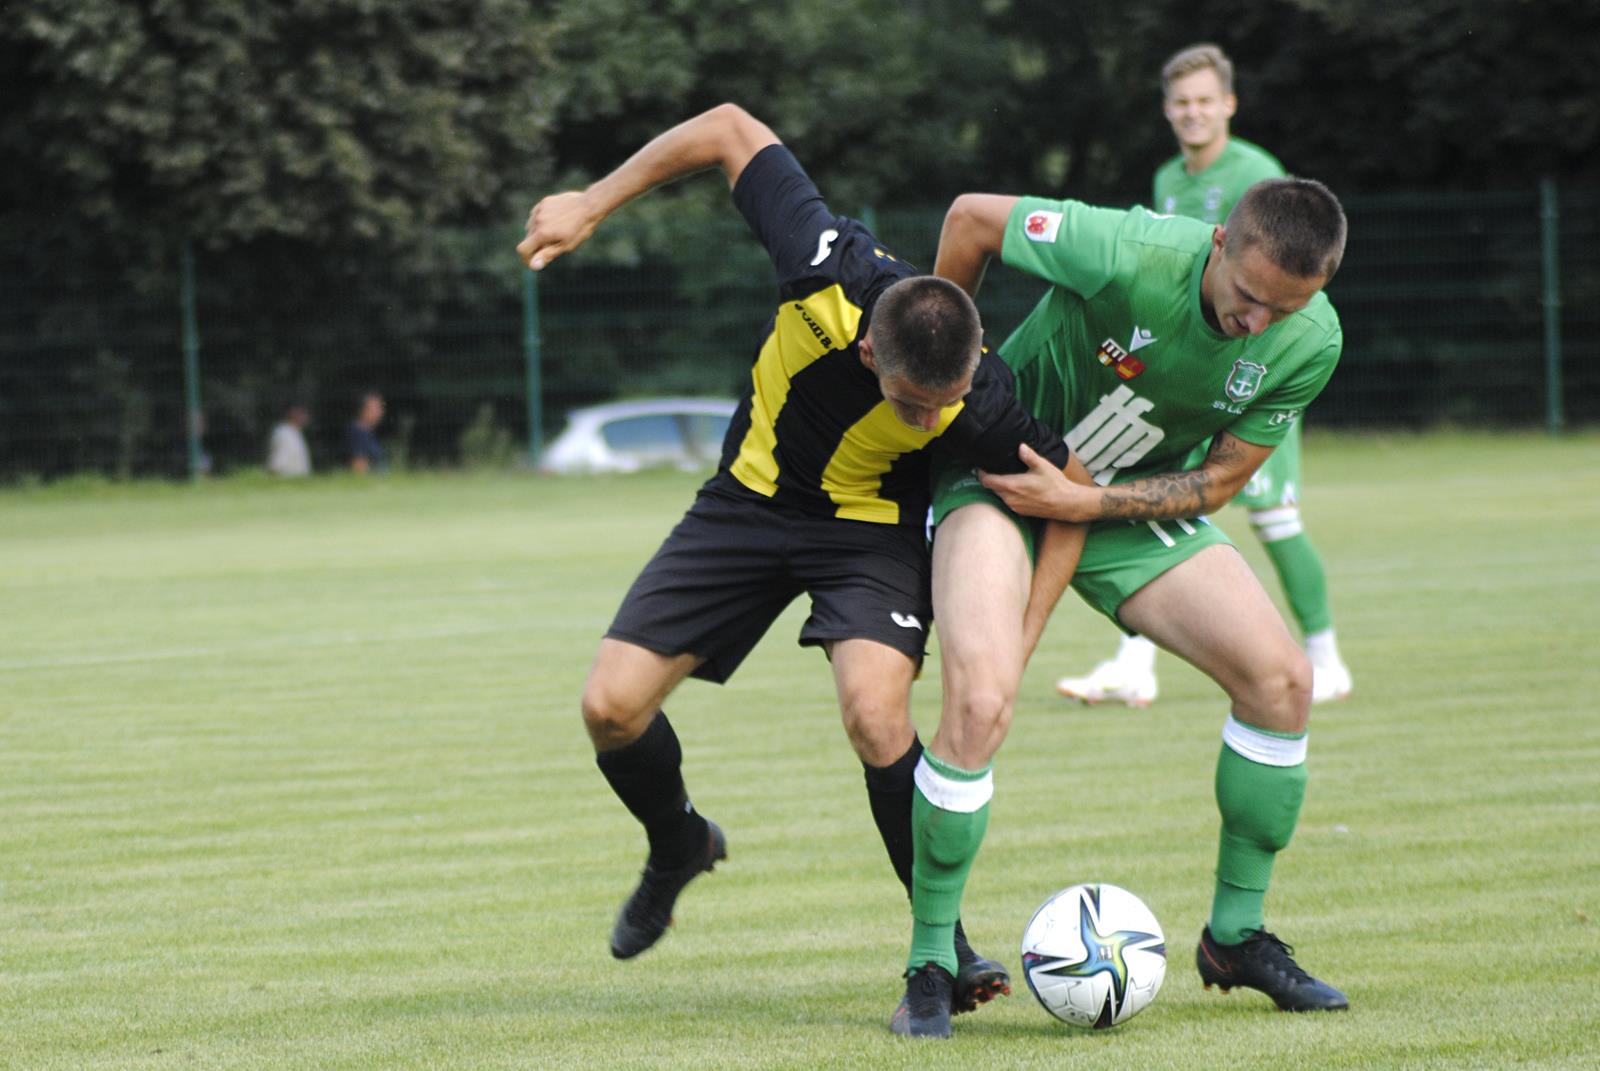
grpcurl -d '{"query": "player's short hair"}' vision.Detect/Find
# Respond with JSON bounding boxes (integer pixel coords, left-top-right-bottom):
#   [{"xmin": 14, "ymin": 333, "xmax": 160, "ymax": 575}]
[
  {"xmin": 1161, "ymin": 43, "xmax": 1234, "ymax": 96},
  {"xmin": 869, "ymin": 276, "xmax": 982, "ymax": 390},
  {"xmin": 1225, "ymin": 178, "xmax": 1348, "ymax": 281}
]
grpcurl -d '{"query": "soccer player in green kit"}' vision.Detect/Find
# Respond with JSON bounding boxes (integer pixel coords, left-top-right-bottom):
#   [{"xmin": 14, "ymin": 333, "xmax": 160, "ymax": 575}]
[
  {"xmin": 889, "ymin": 177, "xmax": 1352, "ymax": 1035},
  {"xmin": 1058, "ymin": 43, "xmax": 1353, "ymax": 708}
]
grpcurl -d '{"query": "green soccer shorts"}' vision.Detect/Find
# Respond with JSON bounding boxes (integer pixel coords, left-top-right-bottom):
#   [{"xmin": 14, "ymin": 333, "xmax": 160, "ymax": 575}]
[{"xmin": 931, "ymin": 460, "xmax": 1234, "ymax": 626}]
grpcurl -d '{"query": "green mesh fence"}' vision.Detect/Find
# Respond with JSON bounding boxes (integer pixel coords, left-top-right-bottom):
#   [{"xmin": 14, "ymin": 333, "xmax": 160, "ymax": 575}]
[{"xmin": 1, "ymin": 186, "xmax": 1595, "ymax": 482}]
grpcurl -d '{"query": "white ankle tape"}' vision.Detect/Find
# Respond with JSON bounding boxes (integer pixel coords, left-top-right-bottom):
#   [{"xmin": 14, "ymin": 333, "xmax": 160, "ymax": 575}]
[{"xmin": 1222, "ymin": 715, "xmax": 1307, "ymax": 767}]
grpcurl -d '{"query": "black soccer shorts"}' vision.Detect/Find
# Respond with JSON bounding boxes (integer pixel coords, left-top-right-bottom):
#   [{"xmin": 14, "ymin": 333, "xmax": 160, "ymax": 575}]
[{"xmin": 606, "ymin": 487, "xmax": 933, "ymax": 683}]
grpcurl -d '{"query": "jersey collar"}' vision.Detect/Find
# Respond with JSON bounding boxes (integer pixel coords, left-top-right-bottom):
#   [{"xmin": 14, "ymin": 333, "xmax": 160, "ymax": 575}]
[{"xmin": 1190, "ymin": 236, "xmax": 1230, "ymax": 342}]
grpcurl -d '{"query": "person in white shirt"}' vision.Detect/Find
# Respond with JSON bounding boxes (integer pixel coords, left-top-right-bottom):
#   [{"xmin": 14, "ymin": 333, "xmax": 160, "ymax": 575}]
[{"xmin": 267, "ymin": 403, "xmax": 312, "ymax": 477}]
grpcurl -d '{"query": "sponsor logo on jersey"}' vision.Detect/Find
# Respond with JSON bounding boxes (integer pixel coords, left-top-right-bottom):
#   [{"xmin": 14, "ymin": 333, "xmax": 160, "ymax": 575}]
[
  {"xmin": 1067, "ymin": 384, "xmax": 1165, "ymax": 484},
  {"xmin": 1096, "ymin": 337, "xmax": 1147, "ymax": 381},
  {"xmin": 1225, "ymin": 359, "xmax": 1268, "ymax": 402},
  {"xmin": 1023, "ymin": 210, "xmax": 1063, "ymax": 243},
  {"xmin": 1204, "ymin": 186, "xmax": 1224, "ymax": 221},
  {"xmin": 810, "ymin": 228, "xmax": 839, "ymax": 266},
  {"xmin": 795, "ymin": 303, "xmax": 835, "ymax": 349},
  {"xmin": 1162, "ymin": 196, "xmax": 1177, "ymax": 214},
  {"xmin": 1269, "ymin": 409, "xmax": 1301, "ymax": 426},
  {"xmin": 1128, "ymin": 326, "xmax": 1158, "ymax": 352}
]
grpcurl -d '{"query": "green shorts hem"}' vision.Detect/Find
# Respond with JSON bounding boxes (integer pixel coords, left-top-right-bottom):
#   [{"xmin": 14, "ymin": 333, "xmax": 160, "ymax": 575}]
[{"xmin": 932, "ymin": 461, "xmax": 1235, "ymax": 626}]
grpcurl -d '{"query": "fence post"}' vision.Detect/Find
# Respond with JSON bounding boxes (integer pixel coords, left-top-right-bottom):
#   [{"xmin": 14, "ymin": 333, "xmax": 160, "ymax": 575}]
[
  {"xmin": 523, "ymin": 268, "xmax": 544, "ymax": 466},
  {"xmin": 1539, "ymin": 176, "xmax": 1564, "ymax": 436},
  {"xmin": 180, "ymin": 240, "xmax": 205, "ymax": 480}
]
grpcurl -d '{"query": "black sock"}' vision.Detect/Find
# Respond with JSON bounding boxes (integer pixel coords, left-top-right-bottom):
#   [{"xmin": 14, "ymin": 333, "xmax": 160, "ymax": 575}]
[
  {"xmin": 595, "ymin": 712, "xmax": 707, "ymax": 867},
  {"xmin": 862, "ymin": 735, "xmax": 924, "ymax": 897}
]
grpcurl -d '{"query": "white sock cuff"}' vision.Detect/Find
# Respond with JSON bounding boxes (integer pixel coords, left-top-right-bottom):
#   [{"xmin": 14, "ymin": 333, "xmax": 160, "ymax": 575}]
[
  {"xmin": 1222, "ymin": 715, "xmax": 1308, "ymax": 767},
  {"xmin": 913, "ymin": 756, "xmax": 995, "ymax": 813},
  {"xmin": 1248, "ymin": 506, "xmax": 1303, "ymax": 543}
]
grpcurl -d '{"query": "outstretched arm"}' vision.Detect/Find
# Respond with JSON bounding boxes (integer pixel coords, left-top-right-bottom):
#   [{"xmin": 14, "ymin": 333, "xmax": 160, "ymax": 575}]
[
  {"xmin": 980, "ymin": 432, "xmax": 1275, "ymax": 523},
  {"xmin": 516, "ymin": 103, "xmax": 780, "ymax": 271},
  {"xmin": 935, "ymin": 193, "xmax": 1020, "ymax": 298}
]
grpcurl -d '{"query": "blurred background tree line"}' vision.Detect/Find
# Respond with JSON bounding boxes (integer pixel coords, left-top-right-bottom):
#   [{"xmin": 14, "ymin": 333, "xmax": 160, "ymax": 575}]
[{"xmin": 3, "ymin": 0, "xmax": 1596, "ymax": 479}]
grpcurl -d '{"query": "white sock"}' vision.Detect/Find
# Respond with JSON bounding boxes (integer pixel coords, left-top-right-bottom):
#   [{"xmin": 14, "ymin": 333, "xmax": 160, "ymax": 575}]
[
  {"xmin": 1305, "ymin": 628, "xmax": 1341, "ymax": 665},
  {"xmin": 1116, "ymin": 634, "xmax": 1158, "ymax": 673}
]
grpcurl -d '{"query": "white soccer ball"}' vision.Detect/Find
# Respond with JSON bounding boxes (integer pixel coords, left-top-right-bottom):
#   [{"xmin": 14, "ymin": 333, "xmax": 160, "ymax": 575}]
[{"xmin": 1020, "ymin": 882, "xmax": 1167, "ymax": 1029}]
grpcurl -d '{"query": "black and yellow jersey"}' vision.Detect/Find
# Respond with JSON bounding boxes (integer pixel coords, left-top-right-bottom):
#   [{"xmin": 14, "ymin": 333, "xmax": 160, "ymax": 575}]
[{"xmin": 706, "ymin": 145, "xmax": 1070, "ymax": 527}]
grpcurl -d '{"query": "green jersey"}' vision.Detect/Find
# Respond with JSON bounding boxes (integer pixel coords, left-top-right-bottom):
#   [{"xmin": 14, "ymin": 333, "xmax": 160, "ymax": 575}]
[
  {"xmin": 997, "ymin": 198, "xmax": 1341, "ymax": 487},
  {"xmin": 1152, "ymin": 138, "xmax": 1284, "ymax": 224}
]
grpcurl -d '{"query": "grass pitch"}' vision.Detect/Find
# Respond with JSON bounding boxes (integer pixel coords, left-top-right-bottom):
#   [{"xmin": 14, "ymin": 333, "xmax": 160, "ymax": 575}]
[{"xmin": 2, "ymin": 430, "xmax": 1597, "ymax": 1070}]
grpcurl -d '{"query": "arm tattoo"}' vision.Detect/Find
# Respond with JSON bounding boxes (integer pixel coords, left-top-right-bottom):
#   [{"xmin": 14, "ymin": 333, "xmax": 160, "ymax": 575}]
[
  {"xmin": 1096, "ymin": 432, "xmax": 1247, "ymax": 520},
  {"xmin": 1098, "ymin": 469, "xmax": 1213, "ymax": 520}
]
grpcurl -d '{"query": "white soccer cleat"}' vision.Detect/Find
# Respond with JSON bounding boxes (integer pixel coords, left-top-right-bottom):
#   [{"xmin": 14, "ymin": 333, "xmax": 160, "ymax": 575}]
[
  {"xmin": 1055, "ymin": 660, "xmax": 1159, "ymax": 708},
  {"xmin": 1310, "ymin": 658, "xmax": 1353, "ymax": 704}
]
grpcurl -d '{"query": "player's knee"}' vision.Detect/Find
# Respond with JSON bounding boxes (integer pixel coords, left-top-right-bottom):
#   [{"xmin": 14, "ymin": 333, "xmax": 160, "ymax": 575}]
[
  {"xmin": 839, "ymin": 691, "xmax": 912, "ymax": 766},
  {"xmin": 946, "ymin": 685, "xmax": 1014, "ymax": 753},
  {"xmin": 580, "ymin": 678, "xmax": 653, "ymax": 750},
  {"xmin": 1255, "ymin": 648, "xmax": 1312, "ymax": 733}
]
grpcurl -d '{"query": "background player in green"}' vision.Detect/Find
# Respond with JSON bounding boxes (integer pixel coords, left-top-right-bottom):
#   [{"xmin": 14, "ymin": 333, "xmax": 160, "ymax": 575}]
[
  {"xmin": 890, "ymin": 177, "xmax": 1352, "ymax": 1037},
  {"xmin": 1058, "ymin": 43, "xmax": 1354, "ymax": 709}
]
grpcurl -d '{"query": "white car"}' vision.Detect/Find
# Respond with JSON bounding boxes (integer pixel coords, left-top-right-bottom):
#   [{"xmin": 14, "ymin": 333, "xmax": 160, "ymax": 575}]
[{"xmin": 538, "ymin": 397, "xmax": 737, "ymax": 475}]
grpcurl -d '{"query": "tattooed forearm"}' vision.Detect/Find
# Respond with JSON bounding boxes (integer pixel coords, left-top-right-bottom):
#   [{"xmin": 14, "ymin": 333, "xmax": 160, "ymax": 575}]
[
  {"xmin": 1098, "ymin": 469, "xmax": 1214, "ymax": 520},
  {"xmin": 1094, "ymin": 433, "xmax": 1263, "ymax": 520},
  {"xmin": 1204, "ymin": 433, "xmax": 1251, "ymax": 469}
]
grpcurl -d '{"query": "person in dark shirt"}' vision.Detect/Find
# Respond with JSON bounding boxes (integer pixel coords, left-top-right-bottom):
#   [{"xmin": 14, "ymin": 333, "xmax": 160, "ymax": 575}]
[
  {"xmin": 347, "ymin": 391, "xmax": 386, "ymax": 474},
  {"xmin": 518, "ymin": 104, "xmax": 1091, "ymax": 1022}
]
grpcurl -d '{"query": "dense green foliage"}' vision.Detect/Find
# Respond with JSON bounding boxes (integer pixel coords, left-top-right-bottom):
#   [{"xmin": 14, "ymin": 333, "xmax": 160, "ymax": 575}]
[
  {"xmin": 2, "ymin": 431, "xmax": 1598, "ymax": 1068},
  {"xmin": 5, "ymin": 0, "xmax": 1597, "ymax": 479}
]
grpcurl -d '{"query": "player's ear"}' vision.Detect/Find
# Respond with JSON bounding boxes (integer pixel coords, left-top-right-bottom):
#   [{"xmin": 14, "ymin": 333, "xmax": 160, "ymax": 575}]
[
  {"xmin": 1222, "ymin": 93, "xmax": 1238, "ymax": 121},
  {"xmin": 1212, "ymin": 226, "xmax": 1227, "ymax": 256},
  {"xmin": 858, "ymin": 330, "xmax": 878, "ymax": 373}
]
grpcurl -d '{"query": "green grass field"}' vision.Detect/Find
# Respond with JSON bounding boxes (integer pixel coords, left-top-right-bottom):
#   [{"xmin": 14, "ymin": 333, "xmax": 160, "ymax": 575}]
[{"xmin": 3, "ymin": 431, "xmax": 1598, "ymax": 1070}]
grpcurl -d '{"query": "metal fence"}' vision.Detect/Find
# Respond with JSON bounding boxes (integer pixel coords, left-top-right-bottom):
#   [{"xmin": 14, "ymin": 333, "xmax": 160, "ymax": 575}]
[{"xmin": 1, "ymin": 184, "xmax": 1594, "ymax": 483}]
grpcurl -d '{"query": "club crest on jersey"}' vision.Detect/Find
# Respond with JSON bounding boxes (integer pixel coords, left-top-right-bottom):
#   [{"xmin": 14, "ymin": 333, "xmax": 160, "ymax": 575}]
[
  {"xmin": 1023, "ymin": 210, "xmax": 1062, "ymax": 243},
  {"xmin": 1225, "ymin": 359, "xmax": 1268, "ymax": 402},
  {"xmin": 1097, "ymin": 337, "xmax": 1147, "ymax": 381}
]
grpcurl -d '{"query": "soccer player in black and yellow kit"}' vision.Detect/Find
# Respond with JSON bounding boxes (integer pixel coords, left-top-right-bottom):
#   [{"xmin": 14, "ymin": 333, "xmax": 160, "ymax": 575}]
[{"xmin": 518, "ymin": 104, "xmax": 1091, "ymax": 1029}]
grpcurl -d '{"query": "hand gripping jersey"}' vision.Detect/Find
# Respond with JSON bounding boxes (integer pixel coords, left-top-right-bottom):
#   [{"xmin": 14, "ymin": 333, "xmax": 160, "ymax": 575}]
[
  {"xmin": 997, "ymin": 199, "xmax": 1341, "ymax": 487},
  {"xmin": 1152, "ymin": 138, "xmax": 1285, "ymax": 225},
  {"xmin": 705, "ymin": 145, "xmax": 1071, "ymax": 526}
]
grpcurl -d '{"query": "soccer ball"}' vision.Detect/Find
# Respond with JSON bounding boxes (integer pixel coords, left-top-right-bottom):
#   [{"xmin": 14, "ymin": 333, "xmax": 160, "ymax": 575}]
[{"xmin": 1020, "ymin": 882, "xmax": 1167, "ymax": 1029}]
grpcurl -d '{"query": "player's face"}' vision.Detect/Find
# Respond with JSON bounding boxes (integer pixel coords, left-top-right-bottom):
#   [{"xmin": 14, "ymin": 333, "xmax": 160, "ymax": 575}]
[
  {"xmin": 877, "ymin": 372, "xmax": 970, "ymax": 432},
  {"xmin": 1204, "ymin": 230, "xmax": 1325, "ymax": 339},
  {"xmin": 1163, "ymin": 68, "xmax": 1236, "ymax": 154}
]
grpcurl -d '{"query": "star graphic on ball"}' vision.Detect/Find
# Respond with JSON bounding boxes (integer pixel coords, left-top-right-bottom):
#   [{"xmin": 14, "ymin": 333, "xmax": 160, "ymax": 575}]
[{"xmin": 1039, "ymin": 890, "xmax": 1165, "ymax": 1010}]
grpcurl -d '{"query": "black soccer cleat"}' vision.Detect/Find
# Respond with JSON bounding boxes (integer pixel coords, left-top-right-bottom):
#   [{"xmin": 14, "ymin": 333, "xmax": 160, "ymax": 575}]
[
  {"xmin": 890, "ymin": 963, "xmax": 955, "ymax": 1039},
  {"xmin": 609, "ymin": 821, "xmax": 727, "ymax": 960},
  {"xmin": 1196, "ymin": 926, "xmax": 1349, "ymax": 1011},
  {"xmin": 952, "ymin": 921, "xmax": 1011, "ymax": 1014}
]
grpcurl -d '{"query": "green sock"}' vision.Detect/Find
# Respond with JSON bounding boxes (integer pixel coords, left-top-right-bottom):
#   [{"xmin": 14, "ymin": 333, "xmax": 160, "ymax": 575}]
[
  {"xmin": 1260, "ymin": 531, "xmax": 1333, "ymax": 636},
  {"xmin": 1211, "ymin": 724, "xmax": 1308, "ymax": 945},
  {"xmin": 908, "ymin": 752, "xmax": 992, "ymax": 975}
]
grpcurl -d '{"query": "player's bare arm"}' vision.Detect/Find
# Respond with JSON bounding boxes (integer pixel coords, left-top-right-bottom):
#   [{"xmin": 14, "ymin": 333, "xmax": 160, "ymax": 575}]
[
  {"xmin": 935, "ymin": 194, "xmax": 1019, "ymax": 297},
  {"xmin": 517, "ymin": 103, "xmax": 779, "ymax": 271},
  {"xmin": 1021, "ymin": 520, "xmax": 1086, "ymax": 660},
  {"xmin": 979, "ymin": 432, "xmax": 1274, "ymax": 522},
  {"xmin": 1018, "ymin": 452, "xmax": 1094, "ymax": 657}
]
